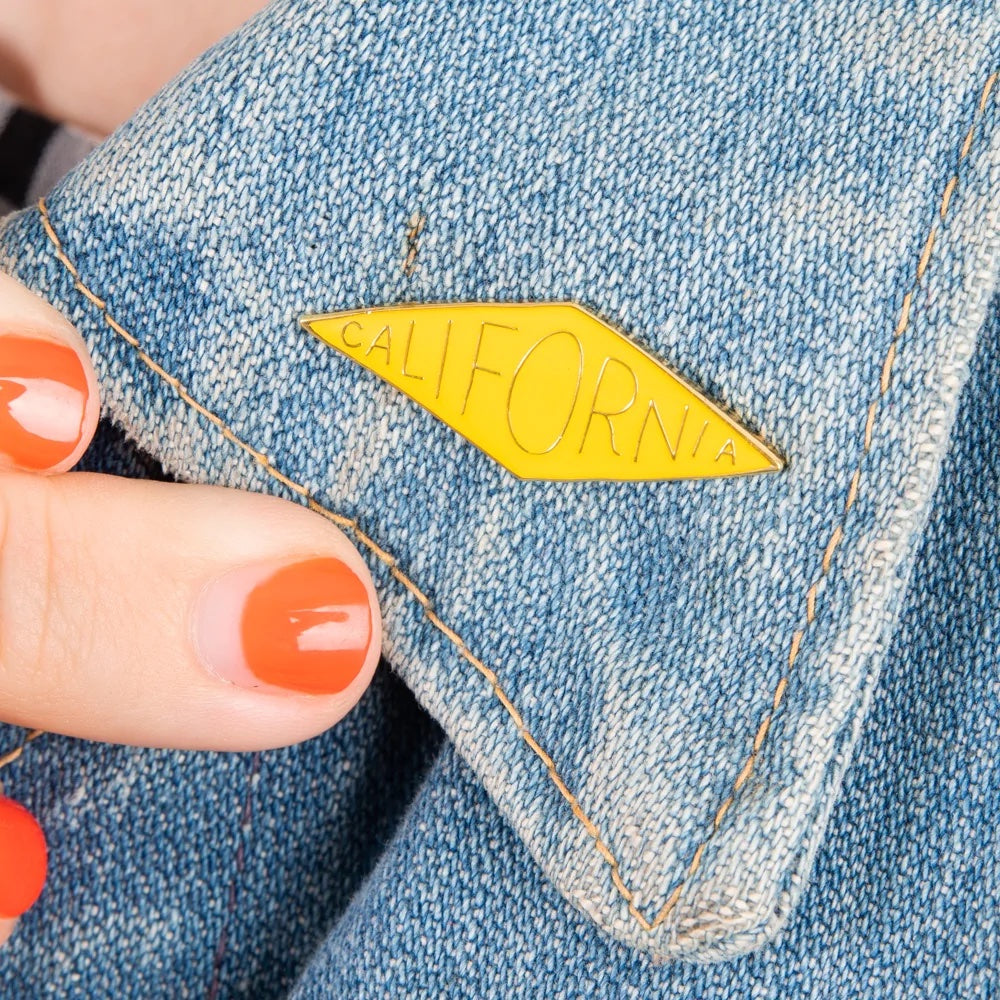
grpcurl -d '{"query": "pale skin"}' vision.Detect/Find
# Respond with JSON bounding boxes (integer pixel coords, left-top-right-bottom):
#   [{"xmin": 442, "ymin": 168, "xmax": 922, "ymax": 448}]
[{"xmin": 0, "ymin": 0, "xmax": 384, "ymax": 945}]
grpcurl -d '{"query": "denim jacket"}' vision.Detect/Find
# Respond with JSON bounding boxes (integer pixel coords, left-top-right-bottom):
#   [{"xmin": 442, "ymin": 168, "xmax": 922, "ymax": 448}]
[{"xmin": 0, "ymin": 0, "xmax": 998, "ymax": 995}]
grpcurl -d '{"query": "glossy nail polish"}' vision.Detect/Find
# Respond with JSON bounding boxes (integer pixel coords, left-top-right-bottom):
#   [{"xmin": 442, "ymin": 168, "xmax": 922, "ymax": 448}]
[
  {"xmin": 195, "ymin": 556, "xmax": 374, "ymax": 695},
  {"xmin": 0, "ymin": 334, "xmax": 89, "ymax": 471},
  {"xmin": 0, "ymin": 796, "xmax": 47, "ymax": 919}
]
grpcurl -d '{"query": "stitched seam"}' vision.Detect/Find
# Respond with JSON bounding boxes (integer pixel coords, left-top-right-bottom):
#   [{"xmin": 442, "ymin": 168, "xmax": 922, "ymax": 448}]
[
  {"xmin": 36, "ymin": 199, "xmax": 658, "ymax": 930},
  {"xmin": 34, "ymin": 72, "xmax": 996, "ymax": 931},
  {"xmin": 643, "ymin": 69, "xmax": 1000, "ymax": 927},
  {"xmin": 0, "ymin": 729, "xmax": 44, "ymax": 783}
]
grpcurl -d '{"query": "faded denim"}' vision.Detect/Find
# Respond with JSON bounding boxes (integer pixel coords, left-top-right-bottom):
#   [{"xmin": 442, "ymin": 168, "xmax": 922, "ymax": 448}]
[
  {"xmin": 0, "ymin": 0, "xmax": 998, "ymax": 993},
  {"xmin": 291, "ymin": 285, "xmax": 1000, "ymax": 998}
]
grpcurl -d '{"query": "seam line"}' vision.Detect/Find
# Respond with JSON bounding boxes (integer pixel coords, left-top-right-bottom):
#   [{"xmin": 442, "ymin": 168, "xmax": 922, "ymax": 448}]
[
  {"xmin": 33, "ymin": 70, "xmax": 997, "ymax": 932},
  {"xmin": 36, "ymin": 196, "xmax": 654, "ymax": 928},
  {"xmin": 0, "ymin": 729, "xmax": 44, "ymax": 785},
  {"xmin": 644, "ymin": 68, "xmax": 997, "ymax": 928}
]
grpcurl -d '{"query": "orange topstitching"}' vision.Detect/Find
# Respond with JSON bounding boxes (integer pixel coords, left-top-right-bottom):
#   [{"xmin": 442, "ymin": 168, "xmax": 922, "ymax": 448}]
[{"xmin": 7, "ymin": 69, "xmax": 994, "ymax": 932}]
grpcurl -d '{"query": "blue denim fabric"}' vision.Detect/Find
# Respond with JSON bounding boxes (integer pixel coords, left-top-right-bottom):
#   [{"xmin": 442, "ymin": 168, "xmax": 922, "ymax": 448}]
[
  {"xmin": 291, "ymin": 283, "xmax": 1000, "ymax": 998},
  {"xmin": 0, "ymin": 619, "xmax": 442, "ymax": 995},
  {"xmin": 0, "ymin": 0, "xmax": 998, "ymax": 990}
]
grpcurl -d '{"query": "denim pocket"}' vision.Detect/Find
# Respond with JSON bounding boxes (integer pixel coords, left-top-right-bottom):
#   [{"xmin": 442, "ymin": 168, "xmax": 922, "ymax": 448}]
[{"xmin": 2, "ymin": 0, "xmax": 1000, "ymax": 961}]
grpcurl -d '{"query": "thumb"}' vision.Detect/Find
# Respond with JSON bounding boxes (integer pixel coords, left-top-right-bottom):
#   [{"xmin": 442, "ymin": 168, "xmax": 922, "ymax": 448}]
[{"xmin": 0, "ymin": 271, "xmax": 383, "ymax": 751}]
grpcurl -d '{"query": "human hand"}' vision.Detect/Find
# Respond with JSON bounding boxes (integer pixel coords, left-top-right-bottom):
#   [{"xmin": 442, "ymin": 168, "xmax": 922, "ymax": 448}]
[
  {"xmin": 0, "ymin": 0, "xmax": 270, "ymax": 136},
  {"xmin": 0, "ymin": 270, "xmax": 383, "ymax": 943},
  {"xmin": 0, "ymin": 0, "xmax": 380, "ymax": 948}
]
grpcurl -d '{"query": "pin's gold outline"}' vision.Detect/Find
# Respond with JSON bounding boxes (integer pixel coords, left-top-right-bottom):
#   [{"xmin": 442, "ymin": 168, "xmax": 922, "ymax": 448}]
[{"xmin": 300, "ymin": 301, "xmax": 785, "ymax": 481}]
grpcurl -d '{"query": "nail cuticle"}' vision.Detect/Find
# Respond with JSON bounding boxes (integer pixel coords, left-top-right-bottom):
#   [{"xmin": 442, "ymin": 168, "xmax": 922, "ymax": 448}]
[{"xmin": 193, "ymin": 556, "xmax": 373, "ymax": 696}]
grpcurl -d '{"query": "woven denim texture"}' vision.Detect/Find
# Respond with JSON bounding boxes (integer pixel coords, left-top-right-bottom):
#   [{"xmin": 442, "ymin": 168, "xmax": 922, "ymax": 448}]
[
  {"xmin": 1, "ymin": 0, "xmax": 999, "ymax": 962},
  {"xmin": 291, "ymin": 282, "xmax": 1000, "ymax": 998},
  {"xmin": 0, "ymin": 499, "xmax": 443, "ymax": 1000}
]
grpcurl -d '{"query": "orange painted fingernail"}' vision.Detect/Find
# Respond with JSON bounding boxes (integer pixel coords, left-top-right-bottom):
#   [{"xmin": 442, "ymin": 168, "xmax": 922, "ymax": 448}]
[
  {"xmin": 195, "ymin": 557, "xmax": 374, "ymax": 695},
  {"xmin": 0, "ymin": 334, "xmax": 88, "ymax": 471},
  {"xmin": 0, "ymin": 797, "xmax": 47, "ymax": 919}
]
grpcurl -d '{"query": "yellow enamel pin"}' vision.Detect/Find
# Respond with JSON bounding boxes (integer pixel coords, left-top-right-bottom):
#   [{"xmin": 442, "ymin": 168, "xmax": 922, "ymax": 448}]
[{"xmin": 300, "ymin": 302, "xmax": 783, "ymax": 481}]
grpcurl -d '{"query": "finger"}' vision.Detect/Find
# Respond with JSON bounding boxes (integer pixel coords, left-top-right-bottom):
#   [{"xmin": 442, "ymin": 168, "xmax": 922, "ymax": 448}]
[
  {"xmin": 0, "ymin": 0, "xmax": 271, "ymax": 135},
  {"xmin": 0, "ymin": 471, "xmax": 383, "ymax": 750},
  {"xmin": 0, "ymin": 272, "xmax": 100, "ymax": 475},
  {"xmin": 0, "ymin": 792, "xmax": 46, "ymax": 936}
]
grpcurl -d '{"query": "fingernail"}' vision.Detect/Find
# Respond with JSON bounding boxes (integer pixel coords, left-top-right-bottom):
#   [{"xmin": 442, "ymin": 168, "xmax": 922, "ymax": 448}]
[
  {"xmin": 0, "ymin": 334, "xmax": 89, "ymax": 472},
  {"xmin": 194, "ymin": 557, "xmax": 374, "ymax": 695},
  {"xmin": 0, "ymin": 797, "xmax": 47, "ymax": 919}
]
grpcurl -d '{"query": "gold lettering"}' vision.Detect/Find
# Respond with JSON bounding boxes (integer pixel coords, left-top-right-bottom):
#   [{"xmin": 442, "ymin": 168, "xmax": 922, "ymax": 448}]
[
  {"xmin": 364, "ymin": 324, "xmax": 392, "ymax": 364},
  {"xmin": 691, "ymin": 419, "xmax": 709, "ymax": 458},
  {"xmin": 634, "ymin": 401, "xmax": 688, "ymax": 462},
  {"xmin": 434, "ymin": 320, "xmax": 452, "ymax": 400},
  {"xmin": 459, "ymin": 321, "xmax": 509, "ymax": 416},
  {"xmin": 341, "ymin": 320, "xmax": 363, "ymax": 349},
  {"xmin": 507, "ymin": 330, "xmax": 583, "ymax": 455},
  {"xmin": 401, "ymin": 320, "xmax": 423, "ymax": 380},
  {"xmin": 301, "ymin": 302, "xmax": 785, "ymax": 479},
  {"xmin": 715, "ymin": 438, "xmax": 737, "ymax": 464},
  {"xmin": 579, "ymin": 356, "xmax": 638, "ymax": 456}
]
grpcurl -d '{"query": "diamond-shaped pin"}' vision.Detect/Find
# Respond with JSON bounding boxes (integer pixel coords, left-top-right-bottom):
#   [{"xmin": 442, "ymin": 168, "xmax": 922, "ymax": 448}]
[{"xmin": 301, "ymin": 302, "xmax": 783, "ymax": 481}]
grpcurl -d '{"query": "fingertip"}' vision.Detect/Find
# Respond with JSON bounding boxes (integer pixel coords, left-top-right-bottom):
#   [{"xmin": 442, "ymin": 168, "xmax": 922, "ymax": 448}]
[
  {"xmin": 0, "ymin": 795, "xmax": 47, "ymax": 922},
  {"xmin": 0, "ymin": 473, "xmax": 384, "ymax": 752},
  {"xmin": 187, "ymin": 542, "xmax": 385, "ymax": 748},
  {"xmin": 0, "ymin": 272, "xmax": 100, "ymax": 474}
]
